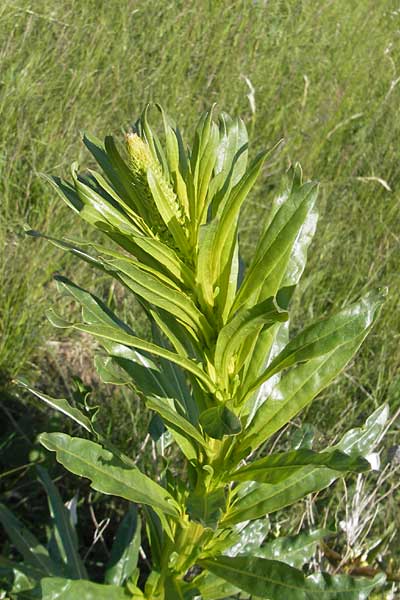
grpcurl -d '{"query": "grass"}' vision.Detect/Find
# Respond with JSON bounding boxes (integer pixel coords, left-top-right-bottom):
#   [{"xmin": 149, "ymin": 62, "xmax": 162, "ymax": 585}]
[{"xmin": 1, "ymin": 0, "xmax": 399, "ymax": 593}]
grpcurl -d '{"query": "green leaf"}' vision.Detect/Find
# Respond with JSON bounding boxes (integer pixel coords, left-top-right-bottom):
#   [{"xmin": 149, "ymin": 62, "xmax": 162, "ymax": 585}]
[
  {"xmin": 36, "ymin": 467, "xmax": 87, "ymax": 580},
  {"xmin": 200, "ymin": 555, "xmax": 307, "ymax": 599},
  {"xmin": 145, "ymin": 396, "xmax": 207, "ymax": 453},
  {"xmin": 229, "ymin": 448, "xmax": 370, "ymax": 485},
  {"xmin": 223, "ymin": 405, "xmax": 388, "ymax": 525},
  {"xmin": 200, "ymin": 555, "xmax": 385, "ymax": 599},
  {"xmin": 215, "ymin": 113, "xmax": 248, "ymax": 190},
  {"xmin": 15, "ymin": 380, "xmax": 96, "ymax": 435},
  {"xmin": 38, "ymin": 577, "xmax": 131, "ymax": 599},
  {"xmin": 143, "ymin": 506, "xmax": 164, "ymax": 572},
  {"xmin": 105, "ymin": 505, "xmax": 141, "ymax": 586},
  {"xmin": 104, "ymin": 256, "xmax": 211, "ymax": 341},
  {"xmin": 71, "ymin": 164, "xmax": 142, "ymax": 237},
  {"xmin": 256, "ymin": 529, "xmax": 333, "ymax": 568},
  {"xmin": 0, "ymin": 556, "xmax": 41, "ymax": 593},
  {"xmin": 187, "ymin": 487, "xmax": 226, "ymax": 529},
  {"xmin": 307, "ymin": 572, "xmax": 385, "ymax": 599},
  {"xmin": 103, "ymin": 134, "xmax": 149, "ymax": 219},
  {"xmin": 0, "ymin": 504, "xmax": 60, "ymax": 578},
  {"xmin": 224, "ymin": 518, "xmax": 270, "ymax": 557},
  {"xmin": 238, "ymin": 289, "xmax": 386, "ymax": 454},
  {"xmin": 147, "ymin": 168, "xmax": 190, "ymax": 255},
  {"xmin": 190, "ymin": 571, "xmax": 240, "ymax": 600},
  {"xmin": 71, "ymin": 322, "xmax": 215, "ymax": 393},
  {"xmin": 214, "ymin": 296, "xmax": 288, "ymax": 385},
  {"xmin": 39, "ymin": 433, "xmax": 180, "ymax": 518},
  {"xmin": 248, "ymin": 290, "xmax": 386, "ymax": 394},
  {"xmin": 232, "ymin": 180, "xmax": 318, "ymax": 313},
  {"xmin": 199, "ymin": 406, "xmax": 242, "ymax": 440}
]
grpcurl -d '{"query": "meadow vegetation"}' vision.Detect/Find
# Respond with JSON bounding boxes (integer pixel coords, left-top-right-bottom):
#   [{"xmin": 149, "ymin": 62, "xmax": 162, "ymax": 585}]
[{"xmin": 0, "ymin": 0, "xmax": 399, "ymax": 595}]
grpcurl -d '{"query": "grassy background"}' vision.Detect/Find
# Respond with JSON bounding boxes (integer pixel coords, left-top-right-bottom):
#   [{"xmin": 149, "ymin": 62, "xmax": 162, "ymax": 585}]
[{"xmin": 1, "ymin": 0, "xmax": 399, "ymax": 592}]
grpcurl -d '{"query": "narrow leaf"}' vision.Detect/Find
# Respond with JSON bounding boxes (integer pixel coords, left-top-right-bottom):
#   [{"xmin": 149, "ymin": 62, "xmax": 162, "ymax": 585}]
[
  {"xmin": 37, "ymin": 467, "xmax": 87, "ymax": 580},
  {"xmin": 105, "ymin": 505, "xmax": 141, "ymax": 586},
  {"xmin": 39, "ymin": 433, "xmax": 179, "ymax": 518},
  {"xmin": 229, "ymin": 448, "xmax": 370, "ymax": 485}
]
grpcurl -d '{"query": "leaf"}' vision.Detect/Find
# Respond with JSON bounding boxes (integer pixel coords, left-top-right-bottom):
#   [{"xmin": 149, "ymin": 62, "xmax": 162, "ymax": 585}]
[
  {"xmin": 229, "ymin": 448, "xmax": 370, "ymax": 485},
  {"xmin": 242, "ymin": 189, "xmax": 318, "ymax": 417},
  {"xmin": 71, "ymin": 165, "xmax": 141, "ymax": 237},
  {"xmin": 105, "ymin": 256, "xmax": 210, "ymax": 341},
  {"xmin": 256, "ymin": 529, "xmax": 333, "ymax": 568},
  {"xmin": 223, "ymin": 404, "xmax": 388, "ymax": 525},
  {"xmin": 215, "ymin": 113, "xmax": 248, "ymax": 190},
  {"xmin": 232, "ymin": 180, "xmax": 318, "ymax": 313},
  {"xmin": 249, "ymin": 290, "xmax": 386, "ymax": 394},
  {"xmin": 214, "ymin": 296, "xmax": 288, "ymax": 384},
  {"xmin": 36, "ymin": 467, "xmax": 87, "ymax": 580},
  {"xmin": 38, "ymin": 577, "xmax": 131, "ymax": 599},
  {"xmin": 224, "ymin": 518, "xmax": 270, "ymax": 557},
  {"xmin": 200, "ymin": 555, "xmax": 307, "ymax": 599},
  {"xmin": 306, "ymin": 572, "xmax": 385, "ymax": 599},
  {"xmin": 187, "ymin": 487, "xmax": 226, "ymax": 529},
  {"xmin": 143, "ymin": 506, "xmax": 164, "ymax": 572},
  {"xmin": 238, "ymin": 289, "xmax": 386, "ymax": 454},
  {"xmin": 52, "ymin": 318, "xmax": 215, "ymax": 394},
  {"xmin": 0, "ymin": 504, "xmax": 60, "ymax": 578},
  {"xmin": 0, "ymin": 556, "xmax": 42, "ymax": 593},
  {"xmin": 145, "ymin": 396, "xmax": 206, "ymax": 452},
  {"xmin": 15, "ymin": 380, "xmax": 96, "ymax": 435},
  {"xmin": 147, "ymin": 168, "xmax": 190, "ymax": 255},
  {"xmin": 39, "ymin": 433, "xmax": 179, "ymax": 518},
  {"xmin": 105, "ymin": 505, "xmax": 141, "ymax": 586},
  {"xmin": 200, "ymin": 555, "xmax": 385, "ymax": 599},
  {"xmin": 190, "ymin": 571, "xmax": 240, "ymax": 600},
  {"xmin": 199, "ymin": 406, "xmax": 242, "ymax": 440}
]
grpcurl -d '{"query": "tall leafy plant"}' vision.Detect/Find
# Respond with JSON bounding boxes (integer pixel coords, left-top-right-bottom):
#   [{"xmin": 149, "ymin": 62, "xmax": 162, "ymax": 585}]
[{"xmin": 18, "ymin": 106, "xmax": 388, "ymax": 598}]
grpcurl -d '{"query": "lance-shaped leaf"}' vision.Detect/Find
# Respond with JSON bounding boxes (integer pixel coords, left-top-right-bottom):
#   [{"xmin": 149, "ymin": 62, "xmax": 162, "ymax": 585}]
[
  {"xmin": 104, "ymin": 256, "xmax": 211, "ymax": 341},
  {"xmin": 214, "ymin": 296, "xmax": 288, "ymax": 385},
  {"xmin": 232, "ymin": 180, "xmax": 318, "ymax": 313},
  {"xmin": 104, "ymin": 134, "xmax": 152, "ymax": 221},
  {"xmin": 213, "ymin": 113, "xmax": 248, "ymax": 198},
  {"xmin": 200, "ymin": 555, "xmax": 385, "ymax": 599},
  {"xmin": 37, "ymin": 467, "xmax": 87, "ymax": 580},
  {"xmin": 147, "ymin": 168, "xmax": 190, "ymax": 255},
  {"xmin": 15, "ymin": 380, "xmax": 96, "ymax": 435},
  {"xmin": 200, "ymin": 556, "xmax": 308, "ymax": 599},
  {"xmin": 229, "ymin": 448, "xmax": 370, "ymax": 485},
  {"xmin": 238, "ymin": 289, "xmax": 386, "ymax": 454},
  {"xmin": 83, "ymin": 133, "xmax": 131, "ymax": 203},
  {"xmin": 69, "ymin": 322, "xmax": 215, "ymax": 393},
  {"xmin": 256, "ymin": 529, "xmax": 333, "ymax": 568},
  {"xmin": 187, "ymin": 487, "xmax": 226, "ymax": 529},
  {"xmin": 105, "ymin": 505, "xmax": 141, "ymax": 586},
  {"xmin": 189, "ymin": 571, "xmax": 240, "ymax": 600},
  {"xmin": 199, "ymin": 405, "xmax": 242, "ymax": 440},
  {"xmin": 39, "ymin": 433, "xmax": 180, "ymax": 518},
  {"xmin": 38, "ymin": 577, "xmax": 132, "ymax": 599},
  {"xmin": 145, "ymin": 396, "xmax": 207, "ymax": 452},
  {"xmin": 0, "ymin": 504, "xmax": 61, "ymax": 578},
  {"xmin": 224, "ymin": 518, "xmax": 270, "ymax": 557},
  {"xmin": 196, "ymin": 148, "xmax": 273, "ymax": 319},
  {"xmin": 71, "ymin": 165, "xmax": 142, "ymax": 236},
  {"xmin": 223, "ymin": 404, "xmax": 388, "ymax": 525},
  {"xmin": 248, "ymin": 290, "xmax": 385, "ymax": 395},
  {"xmin": 242, "ymin": 195, "xmax": 318, "ymax": 416}
]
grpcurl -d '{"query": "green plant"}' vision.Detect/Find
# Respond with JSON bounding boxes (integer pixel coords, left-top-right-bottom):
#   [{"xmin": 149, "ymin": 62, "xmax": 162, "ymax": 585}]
[
  {"xmin": 19, "ymin": 106, "xmax": 389, "ymax": 598},
  {"xmin": 0, "ymin": 466, "xmax": 141, "ymax": 599}
]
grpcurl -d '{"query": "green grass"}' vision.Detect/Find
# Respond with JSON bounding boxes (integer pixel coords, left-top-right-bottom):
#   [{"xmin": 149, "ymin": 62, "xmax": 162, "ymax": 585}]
[{"xmin": 1, "ymin": 0, "xmax": 399, "ymax": 589}]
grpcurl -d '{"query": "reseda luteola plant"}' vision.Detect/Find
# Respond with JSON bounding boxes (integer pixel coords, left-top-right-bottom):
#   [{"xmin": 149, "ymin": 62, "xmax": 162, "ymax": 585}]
[{"xmin": 19, "ymin": 106, "xmax": 388, "ymax": 598}]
